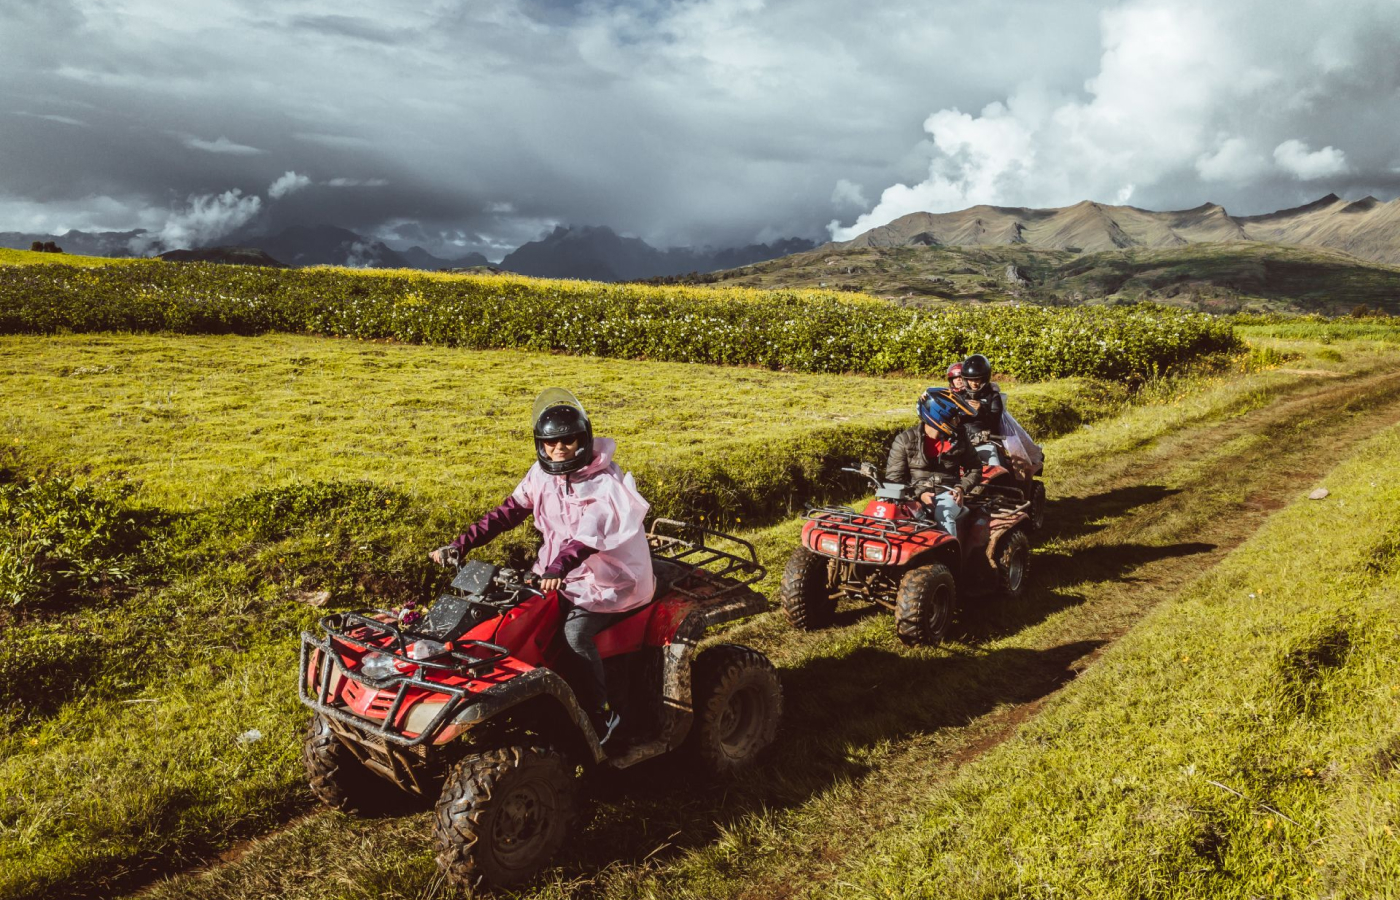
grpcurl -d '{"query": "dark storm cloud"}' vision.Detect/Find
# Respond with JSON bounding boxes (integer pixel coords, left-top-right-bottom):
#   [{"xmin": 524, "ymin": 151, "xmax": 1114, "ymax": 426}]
[{"xmin": 1, "ymin": 0, "xmax": 1397, "ymax": 258}]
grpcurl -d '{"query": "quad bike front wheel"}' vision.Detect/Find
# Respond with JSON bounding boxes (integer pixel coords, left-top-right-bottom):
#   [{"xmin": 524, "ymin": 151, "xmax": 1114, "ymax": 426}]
[
  {"xmin": 690, "ymin": 643, "xmax": 783, "ymax": 775},
  {"xmin": 779, "ymin": 546, "xmax": 837, "ymax": 630},
  {"xmin": 434, "ymin": 745, "xmax": 577, "ymax": 889},
  {"xmin": 996, "ymin": 529, "xmax": 1031, "ymax": 601},
  {"xmin": 303, "ymin": 714, "xmax": 395, "ymax": 814},
  {"xmin": 895, "ymin": 563, "xmax": 957, "ymax": 646}
]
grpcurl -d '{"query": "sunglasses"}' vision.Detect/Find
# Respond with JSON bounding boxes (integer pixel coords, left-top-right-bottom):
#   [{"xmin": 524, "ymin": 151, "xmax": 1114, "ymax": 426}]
[{"xmin": 541, "ymin": 436, "xmax": 580, "ymax": 447}]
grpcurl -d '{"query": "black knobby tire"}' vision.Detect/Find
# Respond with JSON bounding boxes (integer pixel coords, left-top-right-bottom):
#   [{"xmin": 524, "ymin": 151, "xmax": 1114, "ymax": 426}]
[
  {"xmin": 779, "ymin": 546, "xmax": 837, "ymax": 631},
  {"xmin": 303, "ymin": 714, "xmax": 391, "ymax": 814},
  {"xmin": 434, "ymin": 745, "xmax": 577, "ymax": 889},
  {"xmin": 1029, "ymin": 480, "xmax": 1047, "ymax": 532},
  {"xmin": 690, "ymin": 644, "xmax": 783, "ymax": 775},
  {"xmin": 996, "ymin": 529, "xmax": 1031, "ymax": 601},
  {"xmin": 894, "ymin": 563, "xmax": 957, "ymax": 646}
]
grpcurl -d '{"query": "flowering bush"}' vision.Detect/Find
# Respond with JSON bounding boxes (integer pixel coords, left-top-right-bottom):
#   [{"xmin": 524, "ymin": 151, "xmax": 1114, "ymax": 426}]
[{"xmin": 0, "ymin": 262, "xmax": 1238, "ymax": 381}]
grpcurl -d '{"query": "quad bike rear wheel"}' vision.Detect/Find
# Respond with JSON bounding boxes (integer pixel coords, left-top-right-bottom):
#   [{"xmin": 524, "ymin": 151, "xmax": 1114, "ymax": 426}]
[
  {"xmin": 303, "ymin": 714, "xmax": 394, "ymax": 814},
  {"xmin": 690, "ymin": 644, "xmax": 783, "ymax": 775},
  {"xmin": 1029, "ymin": 480, "xmax": 1046, "ymax": 532},
  {"xmin": 995, "ymin": 529, "xmax": 1031, "ymax": 601},
  {"xmin": 895, "ymin": 563, "xmax": 957, "ymax": 646},
  {"xmin": 779, "ymin": 546, "xmax": 837, "ymax": 630},
  {"xmin": 434, "ymin": 745, "xmax": 577, "ymax": 889}
]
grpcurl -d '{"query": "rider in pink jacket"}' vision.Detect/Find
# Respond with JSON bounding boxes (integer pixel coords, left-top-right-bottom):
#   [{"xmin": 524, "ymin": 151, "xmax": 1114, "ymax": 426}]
[{"xmin": 431, "ymin": 390, "xmax": 653, "ymax": 744}]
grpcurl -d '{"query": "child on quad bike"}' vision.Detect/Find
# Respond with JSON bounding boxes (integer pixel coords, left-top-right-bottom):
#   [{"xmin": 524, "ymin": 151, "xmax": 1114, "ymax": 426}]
[
  {"xmin": 946, "ymin": 361, "xmax": 966, "ymax": 392},
  {"xmin": 886, "ymin": 387, "xmax": 982, "ymax": 541},
  {"xmin": 429, "ymin": 389, "xmax": 654, "ymax": 744},
  {"xmin": 957, "ymin": 353, "xmax": 1007, "ymax": 476}
]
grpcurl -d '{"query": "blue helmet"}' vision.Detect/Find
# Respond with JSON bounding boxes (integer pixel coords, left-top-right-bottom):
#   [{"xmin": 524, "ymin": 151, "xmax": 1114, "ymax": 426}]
[{"xmin": 917, "ymin": 387, "xmax": 974, "ymax": 437}]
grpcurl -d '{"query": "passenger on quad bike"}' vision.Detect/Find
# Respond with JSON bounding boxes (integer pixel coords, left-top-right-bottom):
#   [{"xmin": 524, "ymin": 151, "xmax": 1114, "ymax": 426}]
[
  {"xmin": 957, "ymin": 353, "xmax": 1007, "ymax": 476},
  {"xmin": 946, "ymin": 361, "xmax": 966, "ymax": 392},
  {"xmin": 886, "ymin": 387, "xmax": 981, "ymax": 542},
  {"xmin": 429, "ymin": 388, "xmax": 652, "ymax": 744}
]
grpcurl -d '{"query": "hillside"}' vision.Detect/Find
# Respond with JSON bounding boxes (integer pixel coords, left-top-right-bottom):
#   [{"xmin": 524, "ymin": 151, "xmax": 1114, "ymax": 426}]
[
  {"xmin": 710, "ymin": 241, "xmax": 1400, "ymax": 314},
  {"xmin": 838, "ymin": 194, "xmax": 1400, "ymax": 266}
]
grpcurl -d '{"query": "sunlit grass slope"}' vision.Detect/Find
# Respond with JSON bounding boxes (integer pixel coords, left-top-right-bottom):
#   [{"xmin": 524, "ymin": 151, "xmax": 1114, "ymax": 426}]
[
  {"xmin": 0, "ymin": 247, "xmax": 136, "ymax": 268},
  {"xmin": 847, "ymin": 421, "xmax": 1400, "ymax": 899}
]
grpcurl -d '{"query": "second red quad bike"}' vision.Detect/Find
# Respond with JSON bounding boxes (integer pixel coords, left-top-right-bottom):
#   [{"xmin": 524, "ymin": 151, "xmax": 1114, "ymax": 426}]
[
  {"xmin": 298, "ymin": 520, "xmax": 781, "ymax": 889},
  {"xmin": 780, "ymin": 462, "xmax": 1033, "ymax": 646}
]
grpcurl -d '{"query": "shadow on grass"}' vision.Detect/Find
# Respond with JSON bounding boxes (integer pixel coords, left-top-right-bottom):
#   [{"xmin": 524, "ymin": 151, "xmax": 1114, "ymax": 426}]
[
  {"xmin": 955, "ymin": 540, "xmax": 1216, "ymax": 644},
  {"xmin": 1041, "ymin": 485, "xmax": 1182, "ymax": 542},
  {"xmin": 570, "ymin": 638, "xmax": 1104, "ymax": 880}
]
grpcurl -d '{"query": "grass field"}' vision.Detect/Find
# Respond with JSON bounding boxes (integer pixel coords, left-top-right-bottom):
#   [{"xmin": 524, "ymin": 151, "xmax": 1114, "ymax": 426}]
[
  {"xmin": 0, "ymin": 248, "xmax": 134, "ymax": 268},
  {"xmin": 847, "ymin": 417, "xmax": 1400, "ymax": 898},
  {"xmin": 0, "ymin": 331, "xmax": 1124, "ymax": 900},
  {"xmin": 96, "ymin": 333, "xmax": 1400, "ymax": 900}
]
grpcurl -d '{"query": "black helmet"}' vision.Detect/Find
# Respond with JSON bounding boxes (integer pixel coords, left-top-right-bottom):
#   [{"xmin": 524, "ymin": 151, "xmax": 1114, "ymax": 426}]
[
  {"xmin": 961, "ymin": 354, "xmax": 992, "ymax": 382},
  {"xmin": 532, "ymin": 388, "xmax": 594, "ymax": 475}
]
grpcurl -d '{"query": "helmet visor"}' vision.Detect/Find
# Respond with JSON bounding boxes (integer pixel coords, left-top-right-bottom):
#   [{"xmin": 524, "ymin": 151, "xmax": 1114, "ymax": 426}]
[{"xmin": 531, "ymin": 387, "xmax": 587, "ymax": 431}]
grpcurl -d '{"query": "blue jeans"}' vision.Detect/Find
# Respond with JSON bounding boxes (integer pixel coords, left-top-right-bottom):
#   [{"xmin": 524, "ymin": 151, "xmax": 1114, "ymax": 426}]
[
  {"xmin": 932, "ymin": 492, "xmax": 968, "ymax": 541},
  {"xmin": 974, "ymin": 442, "xmax": 1003, "ymax": 468}
]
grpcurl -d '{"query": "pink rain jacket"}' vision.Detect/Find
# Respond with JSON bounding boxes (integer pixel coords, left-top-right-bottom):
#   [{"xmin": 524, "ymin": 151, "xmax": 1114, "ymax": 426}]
[{"xmin": 510, "ymin": 437, "xmax": 656, "ymax": 614}]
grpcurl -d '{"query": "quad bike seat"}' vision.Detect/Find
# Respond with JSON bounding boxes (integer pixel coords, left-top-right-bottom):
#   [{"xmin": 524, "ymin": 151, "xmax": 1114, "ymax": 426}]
[{"xmin": 593, "ymin": 558, "xmax": 686, "ymax": 658}]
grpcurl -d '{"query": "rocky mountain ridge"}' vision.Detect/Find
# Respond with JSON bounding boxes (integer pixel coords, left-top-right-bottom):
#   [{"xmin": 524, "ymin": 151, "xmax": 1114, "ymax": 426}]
[{"xmin": 838, "ymin": 194, "xmax": 1400, "ymax": 266}]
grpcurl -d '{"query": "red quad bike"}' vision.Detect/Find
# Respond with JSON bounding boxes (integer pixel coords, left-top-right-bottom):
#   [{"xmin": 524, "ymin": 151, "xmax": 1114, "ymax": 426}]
[
  {"xmin": 298, "ymin": 520, "xmax": 782, "ymax": 889},
  {"xmin": 780, "ymin": 460, "xmax": 1036, "ymax": 646}
]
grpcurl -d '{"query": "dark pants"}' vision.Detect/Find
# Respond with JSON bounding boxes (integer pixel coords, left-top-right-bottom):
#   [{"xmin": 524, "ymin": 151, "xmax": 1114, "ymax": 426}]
[{"xmin": 562, "ymin": 604, "xmax": 622, "ymax": 718}]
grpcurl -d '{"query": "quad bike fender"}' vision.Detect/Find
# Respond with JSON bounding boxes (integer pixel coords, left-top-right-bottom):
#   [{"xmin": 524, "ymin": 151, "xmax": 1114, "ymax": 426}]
[
  {"xmin": 985, "ymin": 516, "xmax": 1031, "ymax": 565},
  {"xmin": 442, "ymin": 666, "xmax": 611, "ymax": 764}
]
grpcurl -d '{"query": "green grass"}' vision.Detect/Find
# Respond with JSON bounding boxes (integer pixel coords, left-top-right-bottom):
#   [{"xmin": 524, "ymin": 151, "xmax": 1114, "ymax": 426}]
[
  {"xmin": 0, "ymin": 332, "xmax": 1119, "ymax": 899},
  {"xmin": 840, "ymin": 422, "xmax": 1400, "ymax": 898},
  {"xmin": 0, "ymin": 248, "xmax": 134, "ymax": 268},
  {"xmin": 112, "ymin": 335, "xmax": 1400, "ymax": 900},
  {"xmin": 0, "ymin": 330, "xmax": 1386, "ymax": 900}
]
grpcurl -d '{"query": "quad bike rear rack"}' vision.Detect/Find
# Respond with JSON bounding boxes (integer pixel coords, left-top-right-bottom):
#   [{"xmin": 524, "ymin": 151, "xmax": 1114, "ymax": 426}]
[{"xmin": 646, "ymin": 518, "xmax": 768, "ymax": 621}]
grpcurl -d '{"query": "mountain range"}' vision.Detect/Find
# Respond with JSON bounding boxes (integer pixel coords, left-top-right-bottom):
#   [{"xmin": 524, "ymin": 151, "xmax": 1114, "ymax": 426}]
[
  {"xmin": 499, "ymin": 226, "xmax": 814, "ymax": 281},
  {"xmin": 0, "ymin": 222, "xmax": 809, "ymax": 280},
  {"xmin": 837, "ymin": 194, "xmax": 1400, "ymax": 266}
]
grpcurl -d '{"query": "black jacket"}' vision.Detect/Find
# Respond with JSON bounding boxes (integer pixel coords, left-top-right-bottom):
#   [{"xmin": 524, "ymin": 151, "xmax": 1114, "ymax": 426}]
[
  {"xmin": 885, "ymin": 425, "xmax": 983, "ymax": 492},
  {"xmin": 959, "ymin": 384, "xmax": 1004, "ymax": 443}
]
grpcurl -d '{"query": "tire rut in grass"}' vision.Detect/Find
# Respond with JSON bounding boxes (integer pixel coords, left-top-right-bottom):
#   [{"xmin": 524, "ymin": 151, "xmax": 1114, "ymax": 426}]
[{"xmin": 124, "ymin": 365, "xmax": 1400, "ymax": 900}]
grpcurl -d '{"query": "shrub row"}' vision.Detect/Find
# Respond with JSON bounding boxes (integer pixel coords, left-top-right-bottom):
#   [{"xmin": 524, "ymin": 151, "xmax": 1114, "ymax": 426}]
[{"xmin": 0, "ymin": 262, "xmax": 1239, "ymax": 381}]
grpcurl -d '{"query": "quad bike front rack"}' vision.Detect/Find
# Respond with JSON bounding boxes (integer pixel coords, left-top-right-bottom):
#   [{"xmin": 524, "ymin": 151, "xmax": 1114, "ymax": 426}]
[{"xmin": 298, "ymin": 614, "xmax": 511, "ymax": 749}]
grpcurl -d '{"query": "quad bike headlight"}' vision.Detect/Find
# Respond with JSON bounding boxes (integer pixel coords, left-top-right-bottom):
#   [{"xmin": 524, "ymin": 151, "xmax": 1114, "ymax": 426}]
[
  {"xmin": 406, "ymin": 639, "xmax": 449, "ymax": 661},
  {"xmin": 862, "ymin": 543, "xmax": 887, "ymax": 562},
  {"xmin": 818, "ymin": 535, "xmax": 840, "ymax": 555},
  {"xmin": 358, "ymin": 651, "xmax": 398, "ymax": 681}
]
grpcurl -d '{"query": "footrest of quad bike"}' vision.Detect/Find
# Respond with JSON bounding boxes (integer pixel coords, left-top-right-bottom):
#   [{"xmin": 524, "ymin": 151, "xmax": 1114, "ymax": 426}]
[{"xmin": 604, "ymin": 739, "xmax": 669, "ymax": 770}]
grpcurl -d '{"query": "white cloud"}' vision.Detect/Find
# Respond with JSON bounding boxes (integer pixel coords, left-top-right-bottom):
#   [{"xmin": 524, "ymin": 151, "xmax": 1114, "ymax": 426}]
[
  {"xmin": 128, "ymin": 189, "xmax": 262, "ymax": 254},
  {"xmin": 1273, "ymin": 139, "xmax": 1349, "ymax": 180},
  {"xmin": 831, "ymin": 179, "xmax": 868, "ymax": 210},
  {"xmin": 1196, "ymin": 136, "xmax": 1269, "ymax": 182},
  {"xmin": 829, "ymin": 0, "xmax": 1399, "ymax": 240},
  {"xmin": 11, "ymin": 111, "xmax": 87, "ymax": 127},
  {"xmin": 268, "ymin": 170, "xmax": 312, "ymax": 198},
  {"xmin": 326, "ymin": 177, "xmax": 389, "ymax": 187},
  {"xmin": 180, "ymin": 134, "xmax": 265, "ymax": 155}
]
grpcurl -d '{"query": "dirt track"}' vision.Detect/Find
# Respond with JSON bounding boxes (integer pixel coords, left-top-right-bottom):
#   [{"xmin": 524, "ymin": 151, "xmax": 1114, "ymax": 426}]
[{"xmin": 129, "ymin": 361, "xmax": 1400, "ymax": 900}]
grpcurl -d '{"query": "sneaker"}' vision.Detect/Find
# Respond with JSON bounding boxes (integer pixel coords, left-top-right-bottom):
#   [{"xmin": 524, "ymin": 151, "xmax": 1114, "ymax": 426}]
[{"xmin": 598, "ymin": 708, "xmax": 622, "ymax": 746}]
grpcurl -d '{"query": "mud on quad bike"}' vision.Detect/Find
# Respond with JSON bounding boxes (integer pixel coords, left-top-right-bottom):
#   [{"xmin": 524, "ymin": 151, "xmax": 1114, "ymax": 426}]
[
  {"xmin": 298, "ymin": 519, "xmax": 782, "ymax": 889},
  {"xmin": 780, "ymin": 462, "xmax": 1034, "ymax": 646}
]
